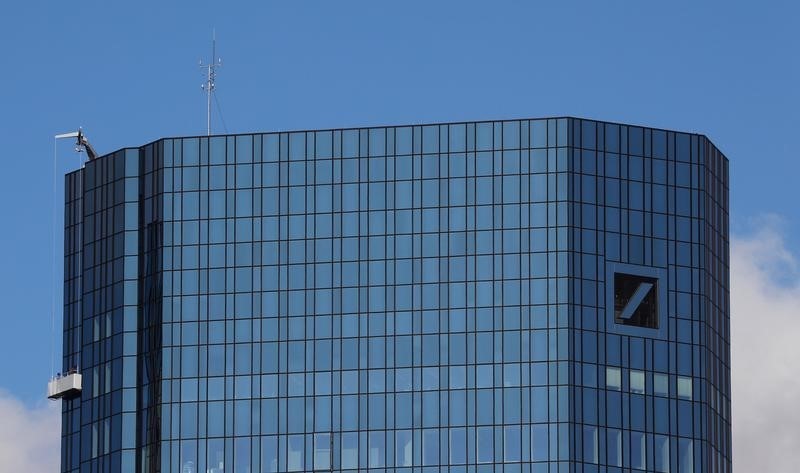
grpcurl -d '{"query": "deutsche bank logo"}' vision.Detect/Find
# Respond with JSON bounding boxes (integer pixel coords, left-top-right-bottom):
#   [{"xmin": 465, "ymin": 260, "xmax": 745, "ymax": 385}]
[
  {"xmin": 614, "ymin": 273, "xmax": 658, "ymax": 328},
  {"xmin": 606, "ymin": 262, "xmax": 668, "ymax": 339}
]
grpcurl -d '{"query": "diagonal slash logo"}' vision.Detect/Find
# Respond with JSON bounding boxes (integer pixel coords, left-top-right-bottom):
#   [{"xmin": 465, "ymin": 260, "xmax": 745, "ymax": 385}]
[
  {"xmin": 606, "ymin": 263, "xmax": 667, "ymax": 339},
  {"xmin": 613, "ymin": 273, "xmax": 659, "ymax": 329},
  {"xmin": 619, "ymin": 282, "xmax": 654, "ymax": 320}
]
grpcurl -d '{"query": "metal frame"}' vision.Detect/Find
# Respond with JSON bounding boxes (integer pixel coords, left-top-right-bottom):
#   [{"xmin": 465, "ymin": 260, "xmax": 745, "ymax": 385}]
[{"xmin": 605, "ymin": 261, "xmax": 669, "ymax": 340}]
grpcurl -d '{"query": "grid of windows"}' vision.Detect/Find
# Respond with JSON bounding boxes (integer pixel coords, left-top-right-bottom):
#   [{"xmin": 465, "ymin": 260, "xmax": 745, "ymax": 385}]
[
  {"xmin": 61, "ymin": 118, "xmax": 731, "ymax": 473},
  {"xmin": 61, "ymin": 149, "xmax": 140, "ymax": 472},
  {"xmin": 568, "ymin": 120, "xmax": 730, "ymax": 472}
]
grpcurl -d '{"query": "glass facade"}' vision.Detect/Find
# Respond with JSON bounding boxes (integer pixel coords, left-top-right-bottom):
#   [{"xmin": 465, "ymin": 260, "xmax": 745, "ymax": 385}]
[{"xmin": 60, "ymin": 118, "xmax": 731, "ymax": 473}]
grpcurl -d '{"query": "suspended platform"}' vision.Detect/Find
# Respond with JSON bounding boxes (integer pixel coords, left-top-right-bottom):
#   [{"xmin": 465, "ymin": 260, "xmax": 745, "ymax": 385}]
[
  {"xmin": 47, "ymin": 371, "xmax": 82, "ymax": 400},
  {"xmin": 48, "ymin": 129, "xmax": 94, "ymax": 402}
]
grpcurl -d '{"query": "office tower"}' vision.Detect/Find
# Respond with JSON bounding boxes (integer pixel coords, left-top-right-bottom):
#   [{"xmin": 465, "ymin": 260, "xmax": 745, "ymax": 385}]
[{"xmin": 55, "ymin": 118, "xmax": 730, "ymax": 472}]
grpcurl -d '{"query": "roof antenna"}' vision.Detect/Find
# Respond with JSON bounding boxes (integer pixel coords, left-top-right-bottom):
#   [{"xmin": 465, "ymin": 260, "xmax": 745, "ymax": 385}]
[{"xmin": 200, "ymin": 29, "xmax": 222, "ymax": 136}]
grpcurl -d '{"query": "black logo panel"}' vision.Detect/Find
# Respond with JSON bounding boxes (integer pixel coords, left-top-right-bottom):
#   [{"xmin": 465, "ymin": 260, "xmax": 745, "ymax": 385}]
[{"xmin": 613, "ymin": 272, "xmax": 659, "ymax": 329}]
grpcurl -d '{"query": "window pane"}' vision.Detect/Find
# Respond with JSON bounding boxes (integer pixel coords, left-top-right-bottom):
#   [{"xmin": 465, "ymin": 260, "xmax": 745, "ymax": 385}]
[
  {"xmin": 396, "ymin": 430, "xmax": 413, "ymax": 467},
  {"xmin": 654, "ymin": 373, "xmax": 669, "ymax": 396},
  {"xmin": 678, "ymin": 376, "xmax": 693, "ymax": 399},
  {"xmin": 630, "ymin": 431, "xmax": 645, "ymax": 470},
  {"xmin": 208, "ymin": 439, "xmax": 224, "ymax": 473},
  {"xmin": 369, "ymin": 431, "xmax": 385, "ymax": 467},
  {"xmin": 477, "ymin": 426, "xmax": 493, "ymax": 463},
  {"xmin": 261, "ymin": 436, "xmax": 277, "ymax": 472},
  {"xmin": 449, "ymin": 428, "xmax": 466, "ymax": 464},
  {"xmin": 314, "ymin": 434, "xmax": 331, "ymax": 470},
  {"xmin": 504, "ymin": 425, "xmax": 521, "ymax": 462},
  {"xmin": 606, "ymin": 367, "xmax": 621, "ymax": 390},
  {"xmin": 234, "ymin": 437, "xmax": 250, "ymax": 473},
  {"xmin": 607, "ymin": 429, "xmax": 621, "ymax": 466},
  {"xmin": 531, "ymin": 424, "xmax": 548, "ymax": 461},
  {"xmin": 679, "ymin": 438, "xmax": 694, "ymax": 473},
  {"xmin": 341, "ymin": 433, "xmax": 358, "ymax": 470},
  {"xmin": 287, "ymin": 435, "xmax": 304, "ymax": 472},
  {"xmin": 630, "ymin": 370, "xmax": 645, "ymax": 394},
  {"xmin": 583, "ymin": 426, "xmax": 598, "ymax": 464},
  {"xmin": 422, "ymin": 429, "xmax": 439, "ymax": 466},
  {"xmin": 654, "ymin": 434, "xmax": 670, "ymax": 472},
  {"xmin": 180, "ymin": 441, "xmax": 196, "ymax": 473}
]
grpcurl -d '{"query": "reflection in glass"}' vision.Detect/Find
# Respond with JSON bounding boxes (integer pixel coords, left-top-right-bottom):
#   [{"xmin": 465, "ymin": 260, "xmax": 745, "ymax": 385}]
[
  {"xmin": 532, "ymin": 424, "xmax": 548, "ymax": 461},
  {"xmin": 261, "ymin": 436, "xmax": 277, "ymax": 472},
  {"xmin": 396, "ymin": 430, "xmax": 413, "ymax": 467},
  {"xmin": 450, "ymin": 428, "xmax": 466, "ymax": 464},
  {"xmin": 654, "ymin": 373, "xmax": 669, "ymax": 396},
  {"xmin": 504, "ymin": 425, "xmax": 521, "ymax": 462},
  {"xmin": 287, "ymin": 435, "xmax": 303, "ymax": 471},
  {"xmin": 314, "ymin": 433, "xmax": 331, "ymax": 470},
  {"xmin": 208, "ymin": 439, "xmax": 224, "ymax": 473},
  {"xmin": 234, "ymin": 437, "xmax": 249, "ymax": 473},
  {"xmin": 655, "ymin": 434, "xmax": 670, "ymax": 472},
  {"xmin": 678, "ymin": 376, "xmax": 693, "ymax": 399},
  {"xmin": 680, "ymin": 438, "xmax": 694, "ymax": 473},
  {"xmin": 180, "ymin": 440, "xmax": 196, "ymax": 473},
  {"xmin": 631, "ymin": 431, "xmax": 646, "ymax": 470},
  {"xmin": 606, "ymin": 367, "xmax": 621, "ymax": 390},
  {"xmin": 369, "ymin": 431, "xmax": 385, "ymax": 467},
  {"xmin": 630, "ymin": 370, "xmax": 645, "ymax": 394},
  {"xmin": 583, "ymin": 426, "xmax": 598, "ymax": 464},
  {"xmin": 341, "ymin": 432, "xmax": 358, "ymax": 470},
  {"xmin": 607, "ymin": 429, "xmax": 621, "ymax": 466},
  {"xmin": 477, "ymin": 426, "xmax": 493, "ymax": 463},
  {"xmin": 422, "ymin": 429, "xmax": 439, "ymax": 465}
]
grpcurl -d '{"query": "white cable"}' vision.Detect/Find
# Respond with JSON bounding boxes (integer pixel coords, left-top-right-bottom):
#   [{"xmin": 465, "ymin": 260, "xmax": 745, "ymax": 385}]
[
  {"xmin": 50, "ymin": 132, "xmax": 87, "ymax": 378},
  {"xmin": 50, "ymin": 138, "xmax": 58, "ymax": 379},
  {"xmin": 76, "ymin": 147, "xmax": 83, "ymax": 373}
]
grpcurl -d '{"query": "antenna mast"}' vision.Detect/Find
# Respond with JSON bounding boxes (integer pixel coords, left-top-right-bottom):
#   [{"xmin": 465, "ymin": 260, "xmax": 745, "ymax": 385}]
[{"xmin": 200, "ymin": 29, "xmax": 222, "ymax": 136}]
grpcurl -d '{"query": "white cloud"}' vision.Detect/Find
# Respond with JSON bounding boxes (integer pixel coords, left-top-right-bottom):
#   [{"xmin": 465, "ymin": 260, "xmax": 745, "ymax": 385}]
[
  {"xmin": 0, "ymin": 390, "xmax": 60, "ymax": 472},
  {"xmin": 731, "ymin": 219, "xmax": 800, "ymax": 472}
]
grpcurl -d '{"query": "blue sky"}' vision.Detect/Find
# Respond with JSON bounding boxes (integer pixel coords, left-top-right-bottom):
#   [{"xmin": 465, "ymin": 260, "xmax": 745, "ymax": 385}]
[{"xmin": 0, "ymin": 0, "xmax": 798, "ymax": 458}]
